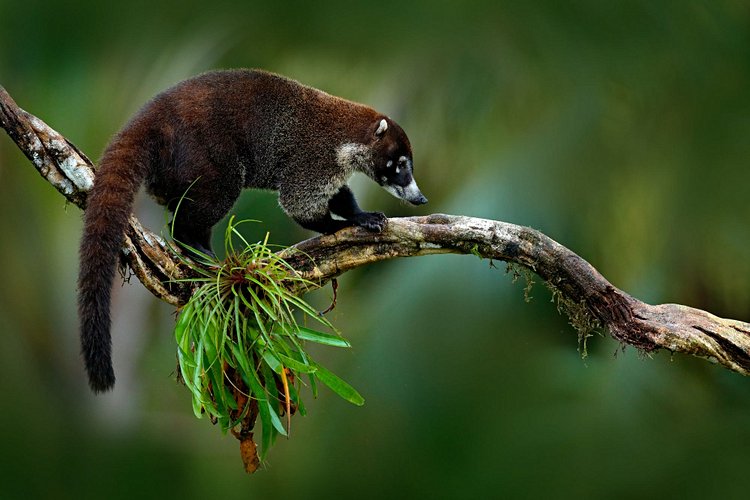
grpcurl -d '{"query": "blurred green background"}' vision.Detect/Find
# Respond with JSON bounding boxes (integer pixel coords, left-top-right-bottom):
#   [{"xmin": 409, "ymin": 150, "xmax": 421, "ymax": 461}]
[{"xmin": 1, "ymin": 1, "xmax": 749, "ymax": 498}]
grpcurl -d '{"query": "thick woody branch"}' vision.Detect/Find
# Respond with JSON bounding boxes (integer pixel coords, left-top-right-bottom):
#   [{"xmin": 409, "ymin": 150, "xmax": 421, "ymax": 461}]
[
  {"xmin": 3, "ymin": 85, "xmax": 749, "ymax": 376},
  {"xmin": 282, "ymin": 217, "xmax": 750, "ymax": 375},
  {"xmin": 0, "ymin": 86, "xmax": 188, "ymax": 306}
]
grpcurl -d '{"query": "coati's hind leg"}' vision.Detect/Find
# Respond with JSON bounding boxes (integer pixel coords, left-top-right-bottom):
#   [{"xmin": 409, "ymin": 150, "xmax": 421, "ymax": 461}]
[
  {"xmin": 171, "ymin": 216, "xmax": 214, "ymax": 256},
  {"xmin": 168, "ymin": 172, "xmax": 243, "ymax": 256}
]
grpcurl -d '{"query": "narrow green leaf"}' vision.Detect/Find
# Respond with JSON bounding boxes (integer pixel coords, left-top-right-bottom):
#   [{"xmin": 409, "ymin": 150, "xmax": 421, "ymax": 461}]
[
  {"xmin": 238, "ymin": 292, "xmax": 269, "ymax": 338},
  {"xmin": 229, "ymin": 219, "xmax": 253, "ymax": 248},
  {"xmin": 262, "ymin": 350, "xmax": 282, "ymax": 373},
  {"xmin": 244, "ymin": 284, "xmax": 280, "ymax": 322},
  {"xmin": 230, "ymin": 343, "xmax": 250, "ymax": 373},
  {"xmin": 191, "ymin": 395, "xmax": 204, "ymax": 419},
  {"xmin": 247, "ymin": 275, "xmax": 296, "ymax": 321},
  {"xmin": 259, "ymin": 361, "xmax": 288, "ymax": 440},
  {"xmin": 310, "ymin": 361, "xmax": 365, "ymax": 406},
  {"xmin": 288, "ymin": 383, "xmax": 306, "ymax": 416},
  {"xmin": 174, "ymin": 303, "xmax": 193, "ymax": 344},
  {"xmin": 294, "ymin": 326, "xmax": 351, "ymax": 348},
  {"xmin": 308, "ymin": 373, "xmax": 318, "ymax": 399},
  {"xmin": 266, "ymin": 400, "xmax": 288, "ymax": 436},
  {"xmin": 192, "ymin": 338, "xmax": 205, "ymax": 398},
  {"xmin": 277, "ymin": 353, "xmax": 317, "ymax": 374}
]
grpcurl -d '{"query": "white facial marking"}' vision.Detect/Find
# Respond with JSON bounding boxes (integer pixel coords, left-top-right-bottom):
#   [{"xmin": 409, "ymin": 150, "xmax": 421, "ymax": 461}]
[
  {"xmin": 403, "ymin": 179, "xmax": 422, "ymax": 199},
  {"xmin": 382, "ymin": 179, "xmax": 421, "ymax": 202},
  {"xmin": 386, "ymin": 160, "xmax": 393, "ymax": 168},
  {"xmin": 395, "ymin": 166, "xmax": 400, "ymax": 174},
  {"xmin": 383, "ymin": 184, "xmax": 401, "ymax": 199},
  {"xmin": 376, "ymin": 118, "xmax": 388, "ymax": 136}
]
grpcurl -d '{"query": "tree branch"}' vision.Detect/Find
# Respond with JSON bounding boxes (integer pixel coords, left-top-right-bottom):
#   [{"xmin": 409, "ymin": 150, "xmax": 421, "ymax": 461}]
[{"xmin": 3, "ymin": 84, "xmax": 749, "ymax": 376}]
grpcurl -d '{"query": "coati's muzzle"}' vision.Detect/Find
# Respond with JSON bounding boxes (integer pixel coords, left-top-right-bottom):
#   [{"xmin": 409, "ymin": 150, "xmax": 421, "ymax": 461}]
[{"xmin": 384, "ymin": 179, "xmax": 428, "ymax": 205}]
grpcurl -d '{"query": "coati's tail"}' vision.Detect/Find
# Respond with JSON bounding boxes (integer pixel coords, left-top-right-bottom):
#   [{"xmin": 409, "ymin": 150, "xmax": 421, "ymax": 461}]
[{"xmin": 78, "ymin": 136, "xmax": 151, "ymax": 392}]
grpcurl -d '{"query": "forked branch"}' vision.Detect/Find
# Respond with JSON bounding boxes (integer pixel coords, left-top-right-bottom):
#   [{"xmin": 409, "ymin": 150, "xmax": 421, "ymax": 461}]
[{"xmin": 2, "ymin": 84, "xmax": 749, "ymax": 376}]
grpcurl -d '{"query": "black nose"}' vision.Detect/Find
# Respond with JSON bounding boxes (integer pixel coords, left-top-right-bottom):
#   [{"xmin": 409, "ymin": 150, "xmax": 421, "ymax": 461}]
[{"xmin": 414, "ymin": 194, "xmax": 428, "ymax": 205}]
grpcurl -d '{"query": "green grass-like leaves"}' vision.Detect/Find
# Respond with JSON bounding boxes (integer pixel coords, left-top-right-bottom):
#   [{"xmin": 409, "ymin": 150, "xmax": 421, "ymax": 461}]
[{"xmin": 172, "ymin": 217, "xmax": 363, "ymax": 468}]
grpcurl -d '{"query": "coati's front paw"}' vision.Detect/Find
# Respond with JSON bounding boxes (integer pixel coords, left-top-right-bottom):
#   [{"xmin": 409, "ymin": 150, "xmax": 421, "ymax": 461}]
[{"xmin": 354, "ymin": 211, "xmax": 387, "ymax": 232}]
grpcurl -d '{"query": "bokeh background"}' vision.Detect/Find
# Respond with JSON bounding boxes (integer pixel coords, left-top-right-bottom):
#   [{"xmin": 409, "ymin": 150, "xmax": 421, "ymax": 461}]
[{"xmin": 1, "ymin": 1, "xmax": 749, "ymax": 498}]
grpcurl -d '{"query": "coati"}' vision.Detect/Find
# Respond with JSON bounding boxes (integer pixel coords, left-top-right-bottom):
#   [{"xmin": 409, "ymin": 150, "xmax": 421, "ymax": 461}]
[{"xmin": 78, "ymin": 69, "xmax": 427, "ymax": 392}]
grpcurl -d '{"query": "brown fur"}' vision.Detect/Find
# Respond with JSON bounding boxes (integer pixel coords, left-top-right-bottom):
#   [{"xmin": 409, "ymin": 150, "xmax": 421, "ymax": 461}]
[{"xmin": 78, "ymin": 69, "xmax": 424, "ymax": 392}]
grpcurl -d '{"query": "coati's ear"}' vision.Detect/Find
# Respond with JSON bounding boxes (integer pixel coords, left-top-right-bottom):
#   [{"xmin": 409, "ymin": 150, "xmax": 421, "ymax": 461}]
[{"xmin": 375, "ymin": 118, "xmax": 388, "ymax": 137}]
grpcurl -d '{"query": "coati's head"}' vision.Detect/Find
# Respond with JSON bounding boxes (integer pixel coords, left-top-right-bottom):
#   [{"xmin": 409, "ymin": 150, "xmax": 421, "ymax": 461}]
[{"xmin": 368, "ymin": 117, "xmax": 427, "ymax": 206}]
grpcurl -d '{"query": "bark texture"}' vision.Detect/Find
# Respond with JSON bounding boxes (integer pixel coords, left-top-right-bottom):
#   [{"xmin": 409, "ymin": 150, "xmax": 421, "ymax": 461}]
[{"xmin": 2, "ymin": 84, "xmax": 749, "ymax": 376}]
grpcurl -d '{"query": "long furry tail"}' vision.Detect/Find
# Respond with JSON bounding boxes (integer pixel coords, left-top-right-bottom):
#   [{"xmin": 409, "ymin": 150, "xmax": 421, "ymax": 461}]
[{"xmin": 78, "ymin": 136, "xmax": 151, "ymax": 392}]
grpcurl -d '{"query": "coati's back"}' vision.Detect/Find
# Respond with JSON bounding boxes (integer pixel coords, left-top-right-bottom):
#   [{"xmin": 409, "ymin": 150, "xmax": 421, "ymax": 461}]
[{"xmin": 139, "ymin": 69, "xmax": 379, "ymax": 193}]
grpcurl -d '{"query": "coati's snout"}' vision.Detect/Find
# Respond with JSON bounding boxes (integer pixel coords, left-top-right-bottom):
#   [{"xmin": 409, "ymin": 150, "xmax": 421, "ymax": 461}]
[
  {"xmin": 384, "ymin": 178, "xmax": 428, "ymax": 205},
  {"xmin": 380, "ymin": 157, "xmax": 428, "ymax": 205},
  {"xmin": 400, "ymin": 179, "xmax": 428, "ymax": 205},
  {"xmin": 409, "ymin": 190, "xmax": 428, "ymax": 206}
]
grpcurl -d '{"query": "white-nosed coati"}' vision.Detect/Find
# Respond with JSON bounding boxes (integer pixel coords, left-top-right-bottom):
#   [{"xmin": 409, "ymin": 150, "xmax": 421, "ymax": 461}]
[{"xmin": 79, "ymin": 69, "xmax": 427, "ymax": 392}]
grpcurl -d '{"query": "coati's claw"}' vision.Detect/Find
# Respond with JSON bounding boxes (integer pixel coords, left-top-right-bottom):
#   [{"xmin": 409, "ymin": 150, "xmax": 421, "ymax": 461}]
[{"xmin": 355, "ymin": 211, "xmax": 387, "ymax": 232}]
